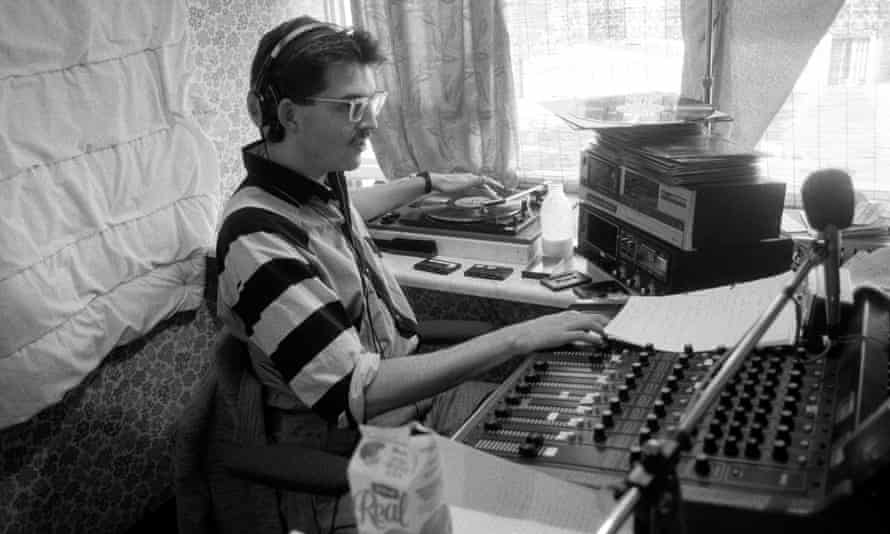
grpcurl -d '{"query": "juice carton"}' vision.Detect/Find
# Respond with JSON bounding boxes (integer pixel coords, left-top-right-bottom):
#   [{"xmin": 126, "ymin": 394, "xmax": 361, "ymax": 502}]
[{"xmin": 348, "ymin": 423, "xmax": 452, "ymax": 534}]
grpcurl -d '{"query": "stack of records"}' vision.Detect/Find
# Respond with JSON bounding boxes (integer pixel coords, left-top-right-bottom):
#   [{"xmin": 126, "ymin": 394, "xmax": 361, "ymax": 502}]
[{"xmin": 592, "ymin": 132, "xmax": 764, "ymax": 186}]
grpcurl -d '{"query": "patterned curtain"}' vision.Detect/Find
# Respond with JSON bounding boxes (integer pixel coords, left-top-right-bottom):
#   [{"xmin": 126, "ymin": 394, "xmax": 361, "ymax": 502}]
[
  {"xmin": 681, "ymin": 0, "xmax": 844, "ymax": 149},
  {"xmin": 350, "ymin": 0, "xmax": 519, "ymax": 186}
]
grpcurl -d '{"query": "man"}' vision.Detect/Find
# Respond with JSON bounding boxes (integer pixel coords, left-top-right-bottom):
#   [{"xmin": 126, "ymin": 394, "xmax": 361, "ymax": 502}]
[{"xmin": 215, "ymin": 15, "xmax": 608, "ymax": 532}]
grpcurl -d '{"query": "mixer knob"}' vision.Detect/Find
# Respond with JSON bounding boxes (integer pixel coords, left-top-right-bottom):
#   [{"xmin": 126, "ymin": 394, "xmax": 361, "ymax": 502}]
[
  {"xmin": 593, "ymin": 424, "xmax": 607, "ymax": 443},
  {"xmin": 671, "ymin": 364, "xmax": 685, "ymax": 379},
  {"xmin": 618, "ymin": 385, "xmax": 631, "ymax": 401},
  {"xmin": 723, "ymin": 381, "xmax": 738, "ymax": 395},
  {"xmin": 754, "ymin": 407, "xmax": 769, "ymax": 426},
  {"xmin": 601, "ymin": 410, "xmax": 614, "ymax": 428},
  {"xmin": 772, "ymin": 440, "xmax": 790, "ymax": 463},
  {"xmin": 738, "ymin": 393, "xmax": 753, "ymax": 410},
  {"xmin": 749, "ymin": 423, "xmax": 765, "ymax": 443},
  {"xmin": 644, "ymin": 343, "xmax": 655, "ymax": 353},
  {"xmin": 708, "ymin": 420, "xmax": 724, "ymax": 438},
  {"xmin": 779, "ymin": 409, "xmax": 795, "ymax": 429},
  {"xmin": 631, "ymin": 362, "xmax": 644, "ymax": 376},
  {"xmin": 659, "ymin": 387, "xmax": 673, "ymax": 405},
  {"xmin": 786, "ymin": 382, "xmax": 802, "ymax": 401},
  {"xmin": 684, "ymin": 344, "xmax": 694, "ymax": 354},
  {"xmin": 775, "ymin": 424, "xmax": 792, "ymax": 443},
  {"xmin": 666, "ymin": 375, "xmax": 679, "ymax": 392},
  {"xmin": 762, "ymin": 379, "xmax": 778, "ymax": 398},
  {"xmin": 483, "ymin": 418, "xmax": 501, "ymax": 431},
  {"xmin": 505, "ymin": 393, "xmax": 521, "ymax": 406},
  {"xmin": 749, "ymin": 355, "xmax": 764, "ymax": 372},
  {"xmin": 629, "ymin": 445, "xmax": 643, "ymax": 465},
  {"xmin": 757, "ymin": 394, "xmax": 774, "ymax": 411},
  {"xmin": 744, "ymin": 438, "xmax": 762, "ymax": 459},
  {"xmin": 526, "ymin": 433, "xmax": 545, "ymax": 447},
  {"xmin": 624, "ymin": 373, "xmax": 636, "ymax": 389},
  {"xmin": 792, "ymin": 358, "xmax": 806, "ymax": 373},
  {"xmin": 788, "ymin": 368, "xmax": 803, "ymax": 384},
  {"xmin": 515, "ymin": 381, "xmax": 531, "ymax": 394},
  {"xmin": 782, "ymin": 396, "xmax": 799, "ymax": 415},
  {"xmin": 694, "ymin": 454, "xmax": 711, "ymax": 476},
  {"xmin": 518, "ymin": 442, "xmax": 539, "ymax": 458},
  {"xmin": 653, "ymin": 400, "xmax": 667, "ymax": 418},
  {"xmin": 743, "ymin": 380, "xmax": 757, "ymax": 396},
  {"xmin": 719, "ymin": 391, "xmax": 734, "ymax": 408},
  {"xmin": 525, "ymin": 371, "xmax": 541, "ymax": 383},
  {"xmin": 639, "ymin": 426, "xmax": 652, "ymax": 444},
  {"xmin": 713, "ymin": 407, "xmax": 729, "ymax": 423},
  {"xmin": 645, "ymin": 413, "xmax": 660, "ymax": 433},
  {"xmin": 532, "ymin": 360, "xmax": 549, "ymax": 373},
  {"xmin": 609, "ymin": 396, "xmax": 622, "ymax": 413},
  {"xmin": 494, "ymin": 406, "xmax": 511, "ymax": 418},
  {"xmin": 638, "ymin": 353, "xmax": 650, "ymax": 367},
  {"xmin": 703, "ymin": 433, "xmax": 719, "ymax": 455},
  {"xmin": 677, "ymin": 353, "xmax": 691, "ymax": 369},
  {"xmin": 728, "ymin": 420, "xmax": 744, "ymax": 439},
  {"xmin": 723, "ymin": 435, "xmax": 740, "ymax": 457},
  {"xmin": 732, "ymin": 408, "xmax": 748, "ymax": 425}
]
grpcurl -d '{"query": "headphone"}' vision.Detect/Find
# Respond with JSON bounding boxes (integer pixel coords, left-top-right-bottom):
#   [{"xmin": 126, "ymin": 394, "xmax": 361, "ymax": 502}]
[{"xmin": 250, "ymin": 21, "xmax": 333, "ymax": 141}]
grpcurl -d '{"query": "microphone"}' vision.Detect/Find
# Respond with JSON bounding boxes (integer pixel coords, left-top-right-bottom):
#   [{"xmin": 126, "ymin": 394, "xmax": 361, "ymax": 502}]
[{"xmin": 801, "ymin": 169, "xmax": 855, "ymax": 338}]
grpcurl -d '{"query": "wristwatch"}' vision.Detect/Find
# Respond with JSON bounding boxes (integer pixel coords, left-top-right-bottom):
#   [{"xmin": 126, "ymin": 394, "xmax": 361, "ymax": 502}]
[{"xmin": 417, "ymin": 171, "xmax": 432, "ymax": 194}]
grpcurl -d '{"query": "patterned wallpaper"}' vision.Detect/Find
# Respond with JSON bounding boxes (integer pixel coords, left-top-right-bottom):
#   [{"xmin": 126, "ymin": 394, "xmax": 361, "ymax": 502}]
[{"xmin": 185, "ymin": 0, "xmax": 334, "ymax": 208}]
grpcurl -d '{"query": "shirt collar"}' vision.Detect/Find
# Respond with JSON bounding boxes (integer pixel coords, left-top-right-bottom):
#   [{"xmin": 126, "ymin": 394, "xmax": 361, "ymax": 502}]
[{"xmin": 241, "ymin": 140, "xmax": 337, "ymax": 205}]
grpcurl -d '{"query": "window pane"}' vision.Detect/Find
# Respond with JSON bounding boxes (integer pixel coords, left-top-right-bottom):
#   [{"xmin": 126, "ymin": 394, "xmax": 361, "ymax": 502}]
[
  {"xmin": 757, "ymin": 0, "xmax": 890, "ymax": 205},
  {"xmin": 503, "ymin": 0, "xmax": 685, "ymax": 187}
]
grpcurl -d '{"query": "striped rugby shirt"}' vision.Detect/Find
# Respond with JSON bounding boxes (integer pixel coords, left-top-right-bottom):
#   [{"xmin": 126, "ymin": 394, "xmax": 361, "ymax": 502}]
[{"xmin": 216, "ymin": 141, "xmax": 420, "ymax": 427}]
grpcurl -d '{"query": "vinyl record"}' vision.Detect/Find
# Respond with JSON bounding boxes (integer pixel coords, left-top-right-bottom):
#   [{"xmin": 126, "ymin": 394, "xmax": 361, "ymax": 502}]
[{"xmin": 425, "ymin": 195, "xmax": 521, "ymax": 223}]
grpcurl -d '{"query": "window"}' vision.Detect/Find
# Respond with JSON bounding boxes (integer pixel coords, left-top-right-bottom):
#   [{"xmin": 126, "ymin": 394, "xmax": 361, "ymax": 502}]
[
  {"xmin": 502, "ymin": 0, "xmax": 685, "ymax": 189},
  {"xmin": 758, "ymin": 0, "xmax": 890, "ymax": 205}
]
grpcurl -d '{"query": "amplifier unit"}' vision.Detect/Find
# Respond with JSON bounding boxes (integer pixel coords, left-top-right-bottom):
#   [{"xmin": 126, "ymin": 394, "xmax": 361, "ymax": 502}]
[
  {"xmin": 580, "ymin": 148, "xmax": 786, "ymax": 250},
  {"xmin": 577, "ymin": 203, "xmax": 794, "ymax": 295}
]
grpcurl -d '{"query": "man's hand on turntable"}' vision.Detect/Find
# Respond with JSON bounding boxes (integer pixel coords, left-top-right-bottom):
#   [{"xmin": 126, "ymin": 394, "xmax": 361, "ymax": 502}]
[{"xmin": 431, "ymin": 172, "xmax": 506, "ymax": 198}]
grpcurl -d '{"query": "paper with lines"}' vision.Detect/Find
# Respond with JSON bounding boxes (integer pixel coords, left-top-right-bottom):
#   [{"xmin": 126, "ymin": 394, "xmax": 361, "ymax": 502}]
[{"xmin": 604, "ymin": 272, "xmax": 799, "ymax": 352}]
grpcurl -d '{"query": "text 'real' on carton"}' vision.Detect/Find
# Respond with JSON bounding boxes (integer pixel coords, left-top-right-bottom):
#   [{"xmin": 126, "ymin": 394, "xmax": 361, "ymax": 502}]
[{"xmin": 348, "ymin": 423, "xmax": 452, "ymax": 534}]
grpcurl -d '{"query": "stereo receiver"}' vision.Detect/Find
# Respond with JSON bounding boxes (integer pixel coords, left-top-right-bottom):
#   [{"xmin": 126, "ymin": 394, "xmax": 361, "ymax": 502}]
[
  {"xmin": 580, "ymin": 147, "xmax": 786, "ymax": 250},
  {"xmin": 577, "ymin": 202, "xmax": 794, "ymax": 295}
]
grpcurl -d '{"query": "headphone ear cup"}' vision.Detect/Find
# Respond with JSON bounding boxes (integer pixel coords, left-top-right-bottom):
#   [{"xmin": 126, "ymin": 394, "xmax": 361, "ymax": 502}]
[
  {"xmin": 246, "ymin": 90, "xmax": 264, "ymax": 129},
  {"xmin": 263, "ymin": 84, "xmax": 286, "ymax": 142}
]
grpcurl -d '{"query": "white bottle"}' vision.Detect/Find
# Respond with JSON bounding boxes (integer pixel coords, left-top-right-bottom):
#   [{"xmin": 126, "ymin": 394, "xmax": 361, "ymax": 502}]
[{"xmin": 540, "ymin": 182, "xmax": 575, "ymax": 261}]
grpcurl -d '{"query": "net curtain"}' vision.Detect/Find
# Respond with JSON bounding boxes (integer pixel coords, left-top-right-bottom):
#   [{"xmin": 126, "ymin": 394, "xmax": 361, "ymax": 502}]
[{"xmin": 349, "ymin": 0, "xmax": 520, "ymax": 187}]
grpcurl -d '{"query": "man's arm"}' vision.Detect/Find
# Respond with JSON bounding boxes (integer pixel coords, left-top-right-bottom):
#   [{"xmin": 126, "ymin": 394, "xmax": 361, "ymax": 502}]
[{"xmin": 361, "ymin": 310, "xmax": 607, "ymax": 419}]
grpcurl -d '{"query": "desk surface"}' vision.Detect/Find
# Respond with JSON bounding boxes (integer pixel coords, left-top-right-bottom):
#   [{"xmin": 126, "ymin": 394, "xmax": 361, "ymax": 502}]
[{"xmin": 382, "ymin": 252, "xmax": 627, "ymax": 309}]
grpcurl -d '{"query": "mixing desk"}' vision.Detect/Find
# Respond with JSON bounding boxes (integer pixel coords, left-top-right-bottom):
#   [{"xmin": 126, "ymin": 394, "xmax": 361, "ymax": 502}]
[{"xmin": 454, "ymin": 289, "xmax": 890, "ymax": 533}]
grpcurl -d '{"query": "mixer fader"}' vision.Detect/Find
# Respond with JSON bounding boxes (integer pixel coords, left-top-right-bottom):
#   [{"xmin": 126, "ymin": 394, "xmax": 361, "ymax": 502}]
[{"xmin": 455, "ymin": 339, "xmax": 842, "ymax": 528}]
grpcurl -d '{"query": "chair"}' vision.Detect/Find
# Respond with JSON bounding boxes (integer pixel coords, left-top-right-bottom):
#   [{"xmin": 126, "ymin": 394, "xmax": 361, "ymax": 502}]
[{"xmin": 174, "ymin": 320, "xmax": 492, "ymax": 533}]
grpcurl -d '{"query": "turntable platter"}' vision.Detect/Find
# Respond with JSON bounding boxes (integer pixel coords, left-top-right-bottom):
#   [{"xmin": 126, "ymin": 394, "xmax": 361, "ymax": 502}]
[{"xmin": 425, "ymin": 195, "xmax": 522, "ymax": 223}]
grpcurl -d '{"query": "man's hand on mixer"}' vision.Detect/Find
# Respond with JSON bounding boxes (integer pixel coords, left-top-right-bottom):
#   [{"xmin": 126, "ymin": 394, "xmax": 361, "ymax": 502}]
[{"xmin": 504, "ymin": 310, "xmax": 609, "ymax": 354}]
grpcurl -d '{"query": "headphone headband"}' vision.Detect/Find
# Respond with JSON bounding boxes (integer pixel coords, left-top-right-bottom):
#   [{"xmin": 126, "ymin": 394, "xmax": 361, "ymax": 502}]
[{"xmin": 253, "ymin": 21, "xmax": 333, "ymax": 93}]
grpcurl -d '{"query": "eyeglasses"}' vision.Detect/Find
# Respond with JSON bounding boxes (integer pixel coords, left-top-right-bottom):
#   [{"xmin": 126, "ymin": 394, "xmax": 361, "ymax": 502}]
[{"xmin": 301, "ymin": 91, "xmax": 388, "ymax": 123}]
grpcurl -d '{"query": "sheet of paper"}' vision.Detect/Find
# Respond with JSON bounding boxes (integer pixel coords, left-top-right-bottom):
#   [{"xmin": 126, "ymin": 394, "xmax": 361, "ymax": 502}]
[
  {"xmin": 843, "ymin": 246, "xmax": 890, "ymax": 296},
  {"xmin": 604, "ymin": 272, "xmax": 799, "ymax": 352}
]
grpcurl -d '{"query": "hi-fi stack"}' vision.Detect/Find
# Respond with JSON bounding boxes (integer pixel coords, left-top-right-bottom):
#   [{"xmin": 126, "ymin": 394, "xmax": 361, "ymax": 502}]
[{"xmin": 577, "ymin": 127, "xmax": 793, "ymax": 295}]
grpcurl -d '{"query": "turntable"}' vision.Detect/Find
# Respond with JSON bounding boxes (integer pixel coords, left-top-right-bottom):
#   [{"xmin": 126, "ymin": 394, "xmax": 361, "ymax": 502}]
[{"xmin": 367, "ymin": 185, "xmax": 546, "ymax": 265}]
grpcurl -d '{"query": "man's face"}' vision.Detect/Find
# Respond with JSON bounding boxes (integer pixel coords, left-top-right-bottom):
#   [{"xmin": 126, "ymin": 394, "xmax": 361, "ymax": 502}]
[{"xmin": 291, "ymin": 62, "xmax": 379, "ymax": 177}]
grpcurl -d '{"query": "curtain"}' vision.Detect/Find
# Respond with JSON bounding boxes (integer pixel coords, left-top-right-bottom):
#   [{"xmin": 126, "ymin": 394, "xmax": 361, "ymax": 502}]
[
  {"xmin": 350, "ymin": 0, "xmax": 519, "ymax": 186},
  {"xmin": 681, "ymin": 0, "xmax": 844, "ymax": 149}
]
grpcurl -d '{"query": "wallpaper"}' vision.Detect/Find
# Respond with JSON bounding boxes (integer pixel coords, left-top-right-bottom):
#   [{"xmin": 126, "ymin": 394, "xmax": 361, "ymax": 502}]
[{"xmin": 185, "ymin": 0, "xmax": 334, "ymax": 208}]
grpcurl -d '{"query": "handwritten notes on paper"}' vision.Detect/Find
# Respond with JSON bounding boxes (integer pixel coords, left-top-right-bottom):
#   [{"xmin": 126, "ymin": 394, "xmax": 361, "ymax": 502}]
[{"xmin": 604, "ymin": 272, "xmax": 799, "ymax": 352}]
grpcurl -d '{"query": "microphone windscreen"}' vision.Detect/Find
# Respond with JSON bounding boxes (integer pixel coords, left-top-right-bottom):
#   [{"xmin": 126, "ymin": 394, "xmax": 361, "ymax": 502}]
[{"xmin": 801, "ymin": 169, "xmax": 855, "ymax": 231}]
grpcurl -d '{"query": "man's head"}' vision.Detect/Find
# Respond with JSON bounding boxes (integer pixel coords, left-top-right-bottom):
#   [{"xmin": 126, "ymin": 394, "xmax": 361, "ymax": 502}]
[{"xmin": 247, "ymin": 16, "xmax": 386, "ymax": 177}]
